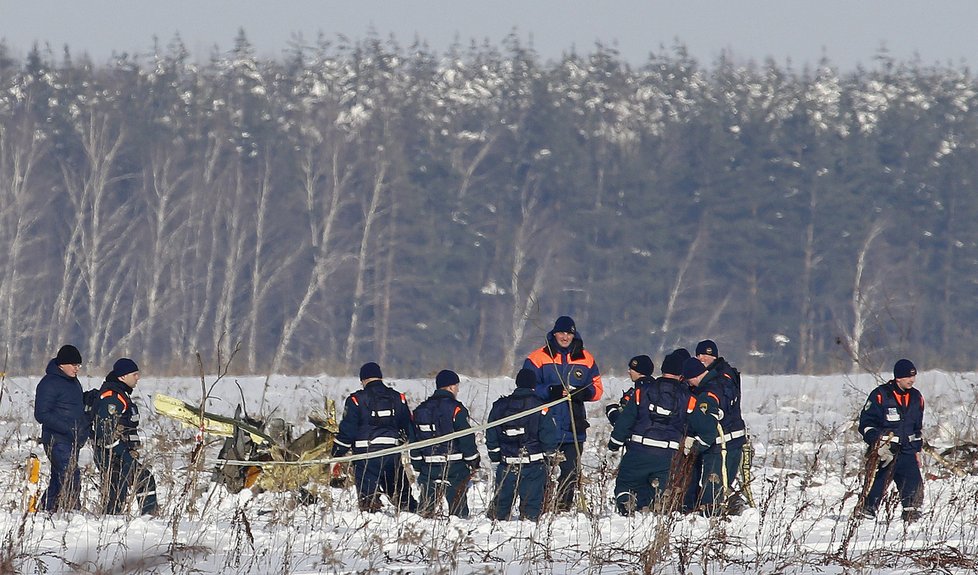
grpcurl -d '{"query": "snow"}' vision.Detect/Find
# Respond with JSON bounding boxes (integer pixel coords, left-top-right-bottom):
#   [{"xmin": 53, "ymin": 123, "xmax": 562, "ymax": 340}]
[{"xmin": 2, "ymin": 369, "xmax": 977, "ymax": 574}]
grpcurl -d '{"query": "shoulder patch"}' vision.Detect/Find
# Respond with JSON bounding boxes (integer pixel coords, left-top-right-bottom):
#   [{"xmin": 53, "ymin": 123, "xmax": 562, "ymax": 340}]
[
  {"xmin": 699, "ymin": 402, "xmax": 709, "ymax": 414},
  {"xmin": 107, "ymin": 403, "xmax": 118, "ymax": 415}
]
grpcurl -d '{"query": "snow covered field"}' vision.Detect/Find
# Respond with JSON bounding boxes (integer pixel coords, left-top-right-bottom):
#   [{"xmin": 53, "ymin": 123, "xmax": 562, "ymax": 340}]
[{"xmin": 2, "ymin": 369, "xmax": 977, "ymax": 574}]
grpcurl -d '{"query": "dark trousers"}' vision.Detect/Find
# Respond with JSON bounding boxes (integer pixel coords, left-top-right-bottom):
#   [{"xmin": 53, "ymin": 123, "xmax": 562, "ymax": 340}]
[
  {"xmin": 94, "ymin": 446, "xmax": 158, "ymax": 515},
  {"xmin": 353, "ymin": 453, "xmax": 417, "ymax": 512},
  {"xmin": 614, "ymin": 450, "xmax": 673, "ymax": 515},
  {"xmin": 682, "ymin": 450, "xmax": 725, "ymax": 513},
  {"xmin": 415, "ymin": 461, "xmax": 473, "ymax": 518},
  {"xmin": 490, "ymin": 461, "xmax": 547, "ymax": 521},
  {"xmin": 865, "ymin": 452, "xmax": 923, "ymax": 512},
  {"xmin": 41, "ymin": 441, "xmax": 81, "ymax": 512},
  {"xmin": 555, "ymin": 441, "xmax": 582, "ymax": 512},
  {"xmin": 724, "ymin": 443, "xmax": 744, "ymax": 492}
]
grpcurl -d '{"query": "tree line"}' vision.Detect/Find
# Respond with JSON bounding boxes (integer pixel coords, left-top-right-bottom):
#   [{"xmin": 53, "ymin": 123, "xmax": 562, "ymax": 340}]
[{"xmin": 1, "ymin": 32, "xmax": 976, "ymax": 376}]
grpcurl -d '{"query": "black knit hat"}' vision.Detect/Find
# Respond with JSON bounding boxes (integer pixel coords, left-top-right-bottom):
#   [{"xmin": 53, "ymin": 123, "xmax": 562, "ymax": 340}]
[
  {"xmin": 893, "ymin": 359, "xmax": 917, "ymax": 379},
  {"xmin": 695, "ymin": 339, "xmax": 718, "ymax": 357},
  {"xmin": 628, "ymin": 355, "xmax": 655, "ymax": 377},
  {"xmin": 515, "ymin": 368, "xmax": 538, "ymax": 389},
  {"xmin": 55, "ymin": 344, "xmax": 82, "ymax": 365},
  {"xmin": 552, "ymin": 316, "xmax": 576, "ymax": 334},
  {"xmin": 359, "ymin": 362, "xmax": 383, "ymax": 381},
  {"xmin": 661, "ymin": 348, "xmax": 691, "ymax": 376},
  {"xmin": 435, "ymin": 369, "xmax": 460, "ymax": 388},
  {"xmin": 682, "ymin": 357, "xmax": 707, "ymax": 380},
  {"xmin": 113, "ymin": 358, "xmax": 139, "ymax": 377}
]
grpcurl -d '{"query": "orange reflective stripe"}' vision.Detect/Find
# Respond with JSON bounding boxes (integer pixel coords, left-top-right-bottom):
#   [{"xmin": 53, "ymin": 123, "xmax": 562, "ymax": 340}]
[
  {"xmin": 707, "ymin": 391, "xmax": 720, "ymax": 404},
  {"xmin": 634, "ymin": 388, "xmax": 641, "ymax": 404},
  {"xmin": 100, "ymin": 390, "xmax": 128, "ymax": 412},
  {"xmin": 591, "ymin": 374, "xmax": 604, "ymax": 401},
  {"xmin": 351, "ymin": 396, "xmax": 359, "ymax": 406},
  {"xmin": 453, "ymin": 406, "xmax": 462, "ymax": 418},
  {"xmin": 687, "ymin": 396, "xmax": 697, "ymax": 412}
]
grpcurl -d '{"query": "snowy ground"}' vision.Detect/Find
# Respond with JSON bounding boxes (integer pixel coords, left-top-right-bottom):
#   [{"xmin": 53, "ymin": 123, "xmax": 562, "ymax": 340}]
[{"xmin": 2, "ymin": 369, "xmax": 978, "ymax": 574}]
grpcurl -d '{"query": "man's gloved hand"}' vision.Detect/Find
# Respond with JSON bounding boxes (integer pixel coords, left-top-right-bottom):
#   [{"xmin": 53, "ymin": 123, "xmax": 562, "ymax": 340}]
[
  {"xmin": 683, "ymin": 437, "xmax": 696, "ymax": 456},
  {"xmin": 545, "ymin": 451, "xmax": 566, "ymax": 466},
  {"xmin": 878, "ymin": 443, "xmax": 898, "ymax": 467},
  {"xmin": 468, "ymin": 454, "xmax": 482, "ymax": 471},
  {"xmin": 605, "ymin": 404, "xmax": 620, "ymax": 418},
  {"xmin": 607, "ymin": 440, "xmax": 621, "ymax": 452},
  {"xmin": 548, "ymin": 386, "xmax": 567, "ymax": 401}
]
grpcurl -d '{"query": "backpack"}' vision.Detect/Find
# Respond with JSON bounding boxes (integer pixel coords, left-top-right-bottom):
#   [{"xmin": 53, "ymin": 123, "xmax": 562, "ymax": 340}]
[{"xmin": 82, "ymin": 388, "xmax": 100, "ymax": 439}]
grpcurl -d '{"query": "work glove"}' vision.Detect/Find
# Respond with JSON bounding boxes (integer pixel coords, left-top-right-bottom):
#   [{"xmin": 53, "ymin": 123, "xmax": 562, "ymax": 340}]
[
  {"xmin": 607, "ymin": 440, "xmax": 621, "ymax": 452},
  {"xmin": 548, "ymin": 386, "xmax": 566, "ymax": 401},
  {"xmin": 545, "ymin": 451, "xmax": 565, "ymax": 466},
  {"xmin": 683, "ymin": 437, "xmax": 696, "ymax": 456},
  {"xmin": 878, "ymin": 443, "xmax": 898, "ymax": 467}
]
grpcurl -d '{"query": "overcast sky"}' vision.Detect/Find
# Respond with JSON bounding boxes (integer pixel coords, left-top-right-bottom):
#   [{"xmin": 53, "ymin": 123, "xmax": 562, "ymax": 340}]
[{"xmin": 2, "ymin": 1, "xmax": 976, "ymax": 71}]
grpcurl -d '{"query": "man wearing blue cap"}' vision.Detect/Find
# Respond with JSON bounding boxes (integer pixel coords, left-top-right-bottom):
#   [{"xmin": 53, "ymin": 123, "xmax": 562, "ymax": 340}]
[
  {"xmin": 410, "ymin": 369, "xmax": 481, "ymax": 517},
  {"xmin": 333, "ymin": 362, "xmax": 418, "ymax": 513},
  {"xmin": 679, "ymin": 356, "xmax": 725, "ymax": 516},
  {"xmin": 523, "ymin": 315, "xmax": 604, "ymax": 513},
  {"xmin": 607, "ymin": 354, "xmax": 689, "ymax": 515},
  {"xmin": 695, "ymin": 339, "xmax": 748, "ymax": 513},
  {"xmin": 856, "ymin": 359, "xmax": 924, "ymax": 522},
  {"xmin": 93, "ymin": 357, "xmax": 159, "ymax": 515},
  {"xmin": 34, "ymin": 344, "xmax": 88, "ymax": 512}
]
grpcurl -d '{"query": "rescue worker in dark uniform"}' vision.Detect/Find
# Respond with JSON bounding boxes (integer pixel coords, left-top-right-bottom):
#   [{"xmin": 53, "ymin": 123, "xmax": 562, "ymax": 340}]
[
  {"xmin": 410, "ymin": 369, "xmax": 481, "ymax": 518},
  {"xmin": 33, "ymin": 344, "xmax": 88, "ymax": 512},
  {"xmin": 93, "ymin": 358, "xmax": 159, "ymax": 515},
  {"xmin": 333, "ymin": 362, "xmax": 418, "ymax": 513},
  {"xmin": 680, "ymin": 357, "xmax": 724, "ymax": 516},
  {"xmin": 607, "ymin": 355, "xmax": 689, "ymax": 515},
  {"xmin": 695, "ymin": 339, "xmax": 748, "ymax": 513},
  {"xmin": 856, "ymin": 359, "xmax": 924, "ymax": 522},
  {"xmin": 523, "ymin": 316, "xmax": 604, "ymax": 513},
  {"xmin": 486, "ymin": 368, "xmax": 558, "ymax": 521},
  {"xmin": 604, "ymin": 347, "xmax": 689, "ymax": 427}
]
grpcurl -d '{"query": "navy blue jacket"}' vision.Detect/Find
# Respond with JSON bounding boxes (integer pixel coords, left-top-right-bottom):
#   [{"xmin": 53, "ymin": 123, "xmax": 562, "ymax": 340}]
[
  {"xmin": 486, "ymin": 388, "xmax": 558, "ymax": 464},
  {"xmin": 701, "ymin": 357, "xmax": 746, "ymax": 448},
  {"xmin": 34, "ymin": 359, "xmax": 89, "ymax": 448},
  {"xmin": 858, "ymin": 381, "xmax": 924, "ymax": 454},
  {"xmin": 93, "ymin": 374, "xmax": 142, "ymax": 452},
  {"xmin": 410, "ymin": 389, "xmax": 479, "ymax": 465},
  {"xmin": 609, "ymin": 376, "xmax": 689, "ymax": 457},
  {"xmin": 333, "ymin": 380, "xmax": 413, "ymax": 456},
  {"xmin": 523, "ymin": 331, "xmax": 604, "ymax": 444},
  {"xmin": 687, "ymin": 381, "xmax": 722, "ymax": 454}
]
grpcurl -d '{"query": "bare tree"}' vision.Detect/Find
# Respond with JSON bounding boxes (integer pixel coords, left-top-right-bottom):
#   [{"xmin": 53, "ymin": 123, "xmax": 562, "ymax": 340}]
[
  {"xmin": 846, "ymin": 221, "xmax": 886, "ymax": 371},
  {"xmin": 343, "ymin": 156, "xmax": 388, "ymax": 368},
  {"xmin": 0, "ymin": 108, "xmax": 48, "ymax": 360}
]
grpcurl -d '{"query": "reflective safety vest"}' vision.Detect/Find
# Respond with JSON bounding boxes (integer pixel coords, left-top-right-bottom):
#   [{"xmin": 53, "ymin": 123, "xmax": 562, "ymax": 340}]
[
  {"xmin": 412, "ymin": 393, "xmax": 465, "ymax": 462},
  {"xmin": 858, "ymin": 381, "xmax": 924, "ymax": 453},
  {"xmin": 487, "ymin": 390, "xmax": 556, "ymax": 464},
  {"xmin": 335, "ymin": 380, "xmax": 412, "ymax": 454},
  {"xmin": 626, "ymin": 376, "xmax": 689, "ymax": 452}
]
